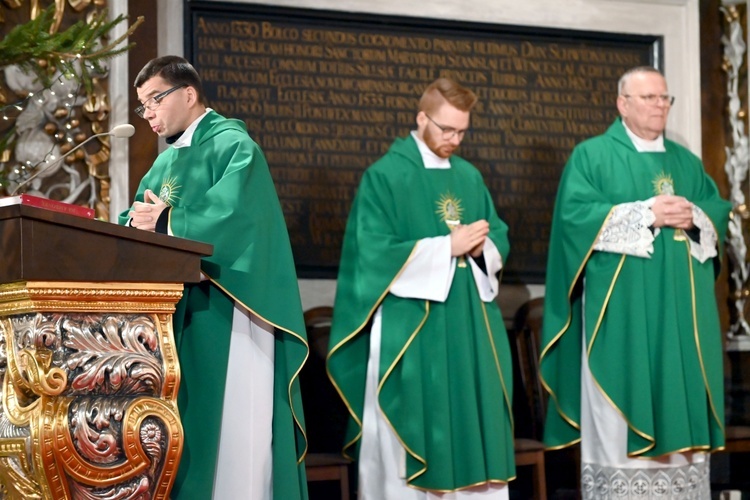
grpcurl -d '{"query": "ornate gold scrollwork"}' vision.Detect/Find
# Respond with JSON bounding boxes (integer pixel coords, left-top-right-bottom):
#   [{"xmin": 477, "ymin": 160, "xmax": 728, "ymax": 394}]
[
  {"xmin": 69, "ymin": 0, "xmax": 92, "ymax": 13},
  {"xmin": 2, "ymin": 318, "xmax": 43, "ymax": 426},
  {"xmin": 0, "ymin": 284, "xmax": 184, "ymax": 499},
  {"xmin": 29, "ymin": 0, "xmax": 66, "ymax": 33},
  {"xmin": 2, "ymin": 369, "xmax": 36, "ymax": 427},
  {"xmin": 40, "ymin": 397, "xmax": 182, "ymax": 497},
  {"xmin": 0, "ymin": 438, "xmax": 42, "ymax": 499},
  {"xmin": 17, "ymin": 349, "xmax": 67, "ymax": 397},
  {"xmin": 2, "ymin": 1, "xmax": 24, "ymax": 11}
]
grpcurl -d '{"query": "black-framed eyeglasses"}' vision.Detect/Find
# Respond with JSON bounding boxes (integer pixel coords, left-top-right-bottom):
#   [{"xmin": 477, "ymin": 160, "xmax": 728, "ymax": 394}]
[
  {"xmin": 424, "ymin": 114, "xmax": 469, "ymax": 140},
  {"xmin": 621, "ymin": 94, "xmax": 675, "ymax": 106},
  {"xmin": 134, "ymin": 84, "xmax": 187, "ymax": 118}
]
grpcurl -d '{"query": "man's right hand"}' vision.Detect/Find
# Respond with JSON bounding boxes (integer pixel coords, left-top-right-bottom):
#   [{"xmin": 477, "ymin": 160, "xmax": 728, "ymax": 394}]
[{"xmin": 451, "ymin": 220, "xmax": 489, "ymax": 257}]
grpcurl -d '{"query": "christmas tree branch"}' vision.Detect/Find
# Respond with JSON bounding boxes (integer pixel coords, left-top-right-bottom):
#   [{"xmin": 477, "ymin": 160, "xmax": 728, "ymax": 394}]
[{"xmin": 0, "ymin": 5, "xmax": 142, "ymax": 94}]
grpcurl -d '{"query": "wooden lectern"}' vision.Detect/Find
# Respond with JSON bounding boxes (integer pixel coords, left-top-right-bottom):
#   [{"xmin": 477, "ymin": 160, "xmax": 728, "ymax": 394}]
[{"xmin": 0, "ymin": 204, "xmax": 212, "ymax": 499}]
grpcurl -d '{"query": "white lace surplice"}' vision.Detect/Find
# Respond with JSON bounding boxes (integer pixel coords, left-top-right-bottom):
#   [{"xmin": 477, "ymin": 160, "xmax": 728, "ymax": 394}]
[{"xmin": 594, "ymin": 200, "xmax": 717, "ymax": 263}]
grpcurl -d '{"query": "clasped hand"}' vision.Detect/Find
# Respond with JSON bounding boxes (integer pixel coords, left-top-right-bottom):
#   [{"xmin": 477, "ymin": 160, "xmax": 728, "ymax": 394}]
[
  {"xmin": 450, "ymin": 220, "xmax": 489, "ymax": 258},
  {"xmin": 651, "ymin": 194, "xmax": 694, "ymax": 229},
  {"xmin": 129, "ymin": 189, "xmax": 167, "ymax": 232}
]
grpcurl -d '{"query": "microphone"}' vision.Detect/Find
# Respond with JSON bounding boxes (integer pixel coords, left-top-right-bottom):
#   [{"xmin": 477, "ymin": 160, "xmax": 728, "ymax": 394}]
[{"xmin": 11, "ymin": 124, "xmax": 135, "ymax": 196}]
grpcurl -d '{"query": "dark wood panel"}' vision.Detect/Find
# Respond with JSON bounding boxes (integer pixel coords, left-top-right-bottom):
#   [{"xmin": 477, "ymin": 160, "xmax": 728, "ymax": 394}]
[
  {"xmin": 127, "ymin": 0, "xmax": 160, "ymax": 204},
  {"xmin": 0, "ymin": 204, "xmax": 212, "ymax": 283},
  {"xmin": 700, "ymin": 0, "xmax": 731, "ymax": 333},
  {"xmin": 186, "ymin": 2, "xmax": 658, "ymax": 283}
]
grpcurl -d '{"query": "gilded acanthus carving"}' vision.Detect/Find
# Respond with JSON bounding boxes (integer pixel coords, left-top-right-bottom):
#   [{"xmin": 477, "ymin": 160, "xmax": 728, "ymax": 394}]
[{"xmin": 0, "ymin": 289, "xmax": 182, "ymax": 499}]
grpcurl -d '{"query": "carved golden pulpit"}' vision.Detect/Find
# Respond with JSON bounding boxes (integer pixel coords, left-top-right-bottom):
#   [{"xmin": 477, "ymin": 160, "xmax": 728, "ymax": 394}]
[{"xmin": 0, "ymin": 204, "xmax": 212, "ymax": 499}]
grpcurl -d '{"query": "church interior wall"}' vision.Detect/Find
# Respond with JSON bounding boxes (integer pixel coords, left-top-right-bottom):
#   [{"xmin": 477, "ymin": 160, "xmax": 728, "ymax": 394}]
[{"xmin": 124, "ymin": 0, "xmax": 703, "ymax": 316}]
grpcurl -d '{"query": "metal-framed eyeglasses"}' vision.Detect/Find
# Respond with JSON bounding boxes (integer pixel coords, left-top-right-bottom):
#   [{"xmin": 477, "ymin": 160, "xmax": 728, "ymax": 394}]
[
  {"xmin": 135, "ymin": 84, "xmax": 187, "ymax": 118},
  {"xmin": 621, "ymin": 94, "xmax": 675, "ymax": 106},
  {"xmin": 424, "ymin": 114, "xmax": 469, "ymax": 140}
]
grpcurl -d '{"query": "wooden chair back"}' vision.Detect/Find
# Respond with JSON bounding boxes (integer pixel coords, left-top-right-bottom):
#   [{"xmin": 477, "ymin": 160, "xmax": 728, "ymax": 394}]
[
  {"xmin": 511, "ymin": 296, "xmax": 547, "ymax": 441},
  {"xmin": 301, "ymin": 306, "xmax": 352, "ymax": 500}
]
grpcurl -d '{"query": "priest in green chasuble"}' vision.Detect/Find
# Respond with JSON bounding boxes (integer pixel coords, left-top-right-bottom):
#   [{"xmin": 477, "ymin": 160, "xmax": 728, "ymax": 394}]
[
  {"xmin": 327, "ymin": 78, "xmax": 515, "ymax": 499},
  {"xmin": 540, "ymin": 66, "xmax": 731, "ymax": 498},
  {"xmin": 119, "ymin": 56, "xmax": 308, "ymax": 500}
]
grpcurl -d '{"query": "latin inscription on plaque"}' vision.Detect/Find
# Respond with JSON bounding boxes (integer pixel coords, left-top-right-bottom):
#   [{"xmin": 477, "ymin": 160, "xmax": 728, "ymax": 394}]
[{"xmin": 188, "ymin": 4, "xmax": 655, "ymax": 282}]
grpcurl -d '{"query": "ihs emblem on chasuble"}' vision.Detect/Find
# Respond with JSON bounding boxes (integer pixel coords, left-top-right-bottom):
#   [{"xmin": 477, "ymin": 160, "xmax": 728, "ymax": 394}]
[
  {"xmin": 652, "ymin": 172, "xmax": 675, "ymax": 196},
  {"xmin": 159, "ymin": 176, "xmax": 181, "ymax": 206},
  {"xmin": 436, "ymin": 192, "xmax": 467, "ymax": 267},
  {"xmin": 652, "ymin": 171, "xmax": 685, "ymax": 240}
]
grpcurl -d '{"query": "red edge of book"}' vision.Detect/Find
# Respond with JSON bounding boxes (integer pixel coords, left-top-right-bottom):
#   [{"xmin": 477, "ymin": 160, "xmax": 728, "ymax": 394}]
[{"xmin": 0, "ymin": 194, "xmax": 95, "ymax": 219}]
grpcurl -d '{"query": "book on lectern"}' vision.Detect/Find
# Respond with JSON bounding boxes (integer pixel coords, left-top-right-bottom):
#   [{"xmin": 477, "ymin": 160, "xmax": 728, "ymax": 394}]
[{"xmin": 0, "ymin": 194, "xmax": 95, "ymax": 219}]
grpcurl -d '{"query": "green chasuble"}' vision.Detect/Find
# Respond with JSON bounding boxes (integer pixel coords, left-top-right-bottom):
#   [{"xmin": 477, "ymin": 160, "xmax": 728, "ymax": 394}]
[
  {"xmin": 327, "ymin": 135, "xmax": 516, "ymax": 491},
  {"xmin": 118, "ymin": 111, "xmax": 308, "ymax": 500},
  {"xmin": 540, "ymin": 118, "xmax": 730, "ymax": 457}
]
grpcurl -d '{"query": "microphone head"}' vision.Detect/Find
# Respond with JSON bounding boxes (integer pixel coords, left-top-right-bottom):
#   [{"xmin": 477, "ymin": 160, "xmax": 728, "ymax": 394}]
[{"xmin": 111, "ymin": 124, "xmax": 135, "ymax": 138}]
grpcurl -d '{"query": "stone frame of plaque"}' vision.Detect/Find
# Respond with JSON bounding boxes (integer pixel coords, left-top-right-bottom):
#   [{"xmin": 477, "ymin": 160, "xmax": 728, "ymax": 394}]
[{"xmin": 186, "ymin": 1, "xmax": 661, "ymax": 284}]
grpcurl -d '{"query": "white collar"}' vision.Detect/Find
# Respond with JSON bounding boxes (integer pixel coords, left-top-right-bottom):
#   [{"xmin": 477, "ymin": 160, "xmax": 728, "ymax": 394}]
[
  {"xmin": 622, "ymin": 120, "xmax": 665, "ymax": 153},
  {"xmin": 411, "ymin": 131, "xmax": 451, "ymax": 169},
  {"xmin": 172, "ymin": 108, "xmax": 212, "ymax": 149}
]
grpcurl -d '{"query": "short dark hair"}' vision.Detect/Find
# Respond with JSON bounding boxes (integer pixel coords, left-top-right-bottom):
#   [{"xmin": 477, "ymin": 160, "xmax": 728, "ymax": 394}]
[
  {"xmin": 134, "ymin": 55, "xmax": 207, "ymax": 106},
  {"xmin": 418, "ymin": 78, "xmax": 478, "ymax": 115}
]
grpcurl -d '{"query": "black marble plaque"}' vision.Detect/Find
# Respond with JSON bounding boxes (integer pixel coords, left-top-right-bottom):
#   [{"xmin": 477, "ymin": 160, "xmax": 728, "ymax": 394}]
[{"xmin": 186, "ymin": 2, "xmax": 659, "ymax": 283}]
